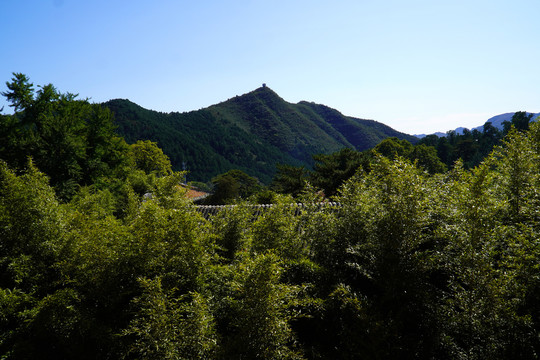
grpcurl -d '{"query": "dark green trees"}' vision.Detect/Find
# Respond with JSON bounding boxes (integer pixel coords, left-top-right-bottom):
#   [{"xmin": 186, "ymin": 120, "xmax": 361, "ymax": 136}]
[
  {"xmin": 2, "ymin": 73, "xmax": 540, "ymax": 359},
  {"xmin": 206, "ymin": 169, "xmax": 260, "ymax": 204},
  {"xmin": 417, "ymin": 112, "xmax": 539, "ymax": 171},
  {"xmin": 272, "ymin": 139, "xmax": 445, "ymax": 199},
  {"xmin": 1, "ymin": 73, "xmax": 34, "ymax": 112},
  {"xmin": 503, "ymin": 111, "xmax": 534, "ymax": 133},
  {"xmin": 271, "ymin": 164, "xmax": 309, "ymax": 197},
  {"xmin": 310, "ymin": 148, "xmax": 370, "ymax": 196},
  {"xmin": 1, "ymin": 122, "xmax": 540, "ymax": 358},
  {"xmin": 0, "ymin": 73, "xmax": 130, "ymax": 200},
  {"xmin": 374, "ymin": 137, "xmax": 447, "ymax": 174}
]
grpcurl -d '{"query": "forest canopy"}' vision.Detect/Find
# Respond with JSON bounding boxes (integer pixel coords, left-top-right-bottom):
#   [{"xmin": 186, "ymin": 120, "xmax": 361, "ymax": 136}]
[{"xmin": 1, "ymin": 73, "xmax": 540, "ymax": 359}]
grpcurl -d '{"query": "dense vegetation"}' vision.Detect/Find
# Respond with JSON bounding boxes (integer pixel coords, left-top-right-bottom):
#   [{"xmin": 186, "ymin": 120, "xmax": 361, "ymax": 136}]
[
  {"xmin": 1, "ymin": 74, "xmax": 540, "ymax": 359},
  {"xmin": 266, "ymin": 136, "xmax": 446, "ymax": 200},
  {"xmin": 104, "ymin": 97, "xmax": 298, "ymax": 184},
  {"xmin": 418, "ymin": 111, "xmax": 536, "ymax": 169},
  {"xmin": 105, "ymin": 86, "xmax": 417, "ymax": 183},
  {"xmin": 0, "ymin": 74, "xmax": 176, "ymax": 206},
  {"xmin": 265, "ymin": 111, "xmax": 533, "ymax": 202}
]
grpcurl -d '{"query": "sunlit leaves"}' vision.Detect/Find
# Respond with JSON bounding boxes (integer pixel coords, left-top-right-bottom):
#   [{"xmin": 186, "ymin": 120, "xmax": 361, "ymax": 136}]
[
  {"xmin": 129, "ymin": 140, "xmax": 173, "ymax": 176},
  {"xmin": 2, "ymin": 117, "xmax": 540, "ymax": 358},
  {"xmin": 123, "ymin": 277, "xmax": 217, "ymax": 360},
  {"xmin": 225, "ymin": 253, "xmax": 302, "ymax": 359}
]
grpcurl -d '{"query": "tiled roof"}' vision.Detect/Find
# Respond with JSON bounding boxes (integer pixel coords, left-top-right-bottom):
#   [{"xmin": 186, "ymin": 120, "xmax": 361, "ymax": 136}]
[
  {"xmin": 195, "ymin": 202, "xmax": 341, "ymax": 219},
  {"xmin": 177, "ymin": 184, "xmax": 210, "ymax": 202},
  {"xmin": 185, "ymin": 188, "xmax": 210, "ymax": 201}
]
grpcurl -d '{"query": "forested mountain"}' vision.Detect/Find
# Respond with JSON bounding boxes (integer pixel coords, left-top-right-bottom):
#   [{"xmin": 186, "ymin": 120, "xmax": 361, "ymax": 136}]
[
  {"xmin": 105, "ymin": 86, "xmax": 417, "ymax": 183},
  {"xmin": 3, "ymin": 73, "xmax": 540, "ymax": 359}
]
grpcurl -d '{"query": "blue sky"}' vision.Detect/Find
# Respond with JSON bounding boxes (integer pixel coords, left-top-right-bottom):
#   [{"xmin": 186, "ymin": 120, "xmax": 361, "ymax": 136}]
[{"xmin": 1, "ymin": 0, "xmax": 539, "ymax": 134}]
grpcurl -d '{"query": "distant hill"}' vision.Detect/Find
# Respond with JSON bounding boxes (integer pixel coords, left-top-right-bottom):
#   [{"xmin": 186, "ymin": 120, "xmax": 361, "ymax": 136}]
[
  {"xmin": 104, "ymin": 86, "xmax": 417, "ymax": 183},
  {"xmin": 415, "ymin": 112, "xmax": 539, "ymax": 138},
  {"xmin": 471, "ymin": 112, "xmax": 539, "ymax": 132}
]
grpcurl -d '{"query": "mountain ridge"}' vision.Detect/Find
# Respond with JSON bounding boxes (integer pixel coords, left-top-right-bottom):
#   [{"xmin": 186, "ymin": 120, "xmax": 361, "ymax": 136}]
[
  {"xmin": 415, "ymin": 112, "xmax": 540, "ymax": 138},
  {"xmin": 104, "ymin": 86, "xmax": 417, "ymax": 183}
]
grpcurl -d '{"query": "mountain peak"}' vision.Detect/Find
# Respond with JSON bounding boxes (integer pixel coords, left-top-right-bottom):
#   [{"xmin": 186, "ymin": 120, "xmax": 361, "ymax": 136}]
[
  {"xmin": 106, "ymin": 87, "xmax": 417, "ymax": 182},
  {"xmin": 246, "ymin": 83, "xmax": 282, "ymax": 99}
]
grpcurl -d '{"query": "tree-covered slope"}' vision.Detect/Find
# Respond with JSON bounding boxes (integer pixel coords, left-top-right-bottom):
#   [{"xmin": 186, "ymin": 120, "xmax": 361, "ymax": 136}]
[
  {"xmin": 207, "ymin": 87, "xmax": 354, "ymax": 161},
  {"xmin": 105, "ymin": 98, "xmax": 298, "ymax": 184},
  {"xmin": 105, "ymin": 86, "xmax": 417, "ymax": 182},
  {"xmin": 296, "ymin": 101, "xmax": 419, "ymax": 150}
]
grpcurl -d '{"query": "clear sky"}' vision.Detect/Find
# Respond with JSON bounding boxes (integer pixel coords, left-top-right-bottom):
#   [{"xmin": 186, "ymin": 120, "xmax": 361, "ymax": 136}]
[{"xmin": 1, "ymin": 0, "xmax": 539, "ymax": 134}]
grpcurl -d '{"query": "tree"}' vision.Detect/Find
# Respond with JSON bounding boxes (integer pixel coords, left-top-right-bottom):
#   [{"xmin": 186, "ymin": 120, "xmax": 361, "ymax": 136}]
[
  {"xmin": 83, "ymin": 105, "xmax": 130, "ymax": 185},
  {"xmin": 123, "ymin": 278, "xmax": 216, "ymax": 359},
  {"xmin": 0, "ymin": 73, "xmax": 131, "ymax": 200},
  {"xmin": 372, "ymin": 137, "xmax": 413, "ymax": 159},
  {"xmin": 128, "ymin": 140, "xmax": 172, "ymax": 176},
  {"xmin": 311, "ymin": 148, "xmax": 369, "ymax": 197},
  {"xmin": 271, "ymin": 164, "xmax": 308, "ymax": 197},
  {"xmin": 206, "ymin": 169, "xmax": 260, "ymax": 205},
  {"xmin": 374, "ymin": 138, "xmax": 446, "ymax": 173},
  {"xmin": 482, "ymin": 121, "xmax": 499, "ymax": 139},
  {"xmin": 330, "ymin": 157, "xmax": 443, "ymax": 358},
  {"xmin": 454, "ymin": 138, "xmax": 479, "ymax": 164},
  {"xmin": 435, "ymin": 136, "xmax": 453, "ymax": 166},
  {"xmin": 409, "ymin": 143, "xmax": 447, "ymax": 173},
  {"xmin": 224, "ymin": 253, "xmax": 301, "ymax": 359},
  {"xmin": 1, "ymin": 73, "xmax": 34, "ymax": 112},
  {"xmin": 503, "ymin": 111, "xmax": 534, "ymax": 133},
  {"xmin": 434, "ymin": 159, "xmax": 538, "ymax": 358},
  {"xmin": 0, "ymin": 160, "xmax": 72, "ymax": 358}
]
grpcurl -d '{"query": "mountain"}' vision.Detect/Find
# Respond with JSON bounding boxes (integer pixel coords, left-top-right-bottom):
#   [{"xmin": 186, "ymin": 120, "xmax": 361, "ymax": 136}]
[
  {"xmin": 104, "ymin": 86, "xmax": 417, "ymax": 183},
  {"xmin": 471, "ymin": 112, "xmax": 539, "ymax": 132},
  {"xmin": 415, "ymin": 112, "xmax": 539, "ymax": 138}
]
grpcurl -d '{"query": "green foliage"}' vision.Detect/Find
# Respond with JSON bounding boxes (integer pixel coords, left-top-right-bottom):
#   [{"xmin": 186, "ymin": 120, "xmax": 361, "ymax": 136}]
[
  {"xmin": 503, "ymin": 111, "xmax": 534, "ymax": 133},
  {"xmin": 310, "ymin": 147, "xmax": 369, "ymax": 197},
  {"xmin": 0, "ymin": 73, "xmax": 131, "ymax": 201},
  {"xmin": 1, "ymin": 73, "xmax": 34, "ymax": 112},
  {"xmin": 414, "ymin": 117, "xmax": 536, "ymax": 170},
  {"xmin": 271, "ymin": 164, "xmax": 309, "ymax": 197},
  {"xmin": 409, "ymin": 143, "xmax": 447, "ymax": 173},
  {"xmin": 209, "ymin": 204, "xmax": 252, "ymax": 261},
  {"xmin": 372, "ymin": 136, "xmax": 413, "ymax": 158},
  {"xmin": 105, "ymin": 86, "xmax": 417, "ymax": 183},
  {"xmin": 206, "ymin": 169, "xmax": 260, "ymax": 205},
  {"xmin": 129, "ymin": 140, "xmax": 172, "ymax": 176},
  {"xmin": 123, "ymin": 278, "xmax": 216, "ymax": 360},
  {"xmin": 373, "ymin": 137, "xmax": 446, "ymax": 174},
  {"xmin": 274, "ymin": 138, "xmax": 445, "ymax": 199},
  {"xmin": 326, "ymin": 157, "xmax": 442, "ymax": 358},
  {"xmin": 430, "ymin": 159, "xmax": 537, "ymax": 358},
  {"xmin": 249, "ymin": 203, "xmax": 304, "ymax": 261},
  {"xmin": 0, "ymin": 159, "xmax": 62, "ymax": 292},
  {"xmin": 2, "ymin": 74, "xmax": 540, "ymax": 359},
  {"xmin": 223, "ymin": 253, "xmax": 302, "ymax": 359}
]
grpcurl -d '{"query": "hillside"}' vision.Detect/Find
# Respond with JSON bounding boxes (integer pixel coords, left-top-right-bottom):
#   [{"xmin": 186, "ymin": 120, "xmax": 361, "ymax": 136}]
[{"xmin": 105, "ymin": 86, "xmax": 417, "ymax": 183}]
